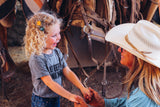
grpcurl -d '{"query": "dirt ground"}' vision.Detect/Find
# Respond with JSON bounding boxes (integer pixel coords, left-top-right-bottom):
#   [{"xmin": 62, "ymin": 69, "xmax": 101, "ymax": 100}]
[{"xmin": 0, "ymin": 47, "xmax": 127, "ymax": 107}]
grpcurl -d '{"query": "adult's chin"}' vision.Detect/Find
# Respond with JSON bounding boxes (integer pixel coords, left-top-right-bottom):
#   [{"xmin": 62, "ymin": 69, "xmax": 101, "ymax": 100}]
[{"xmin": 120, "ymin": 60, "xmax": 127, "ymax": 66}]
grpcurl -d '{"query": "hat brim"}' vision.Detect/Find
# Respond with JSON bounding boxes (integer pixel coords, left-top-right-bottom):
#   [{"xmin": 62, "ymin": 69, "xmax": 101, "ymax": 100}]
[
  {"xmin": 105, "ymin": 23, "xmax": 160, "ymax": 68},
  {"xmin": 105, "ymin": 23, "xmax": 135, "ymax": 52}
]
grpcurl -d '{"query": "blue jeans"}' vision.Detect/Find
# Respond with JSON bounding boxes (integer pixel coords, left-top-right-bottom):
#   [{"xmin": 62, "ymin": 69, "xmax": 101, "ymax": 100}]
[{"xmin": 31, "ymin": 93, "xmax": 60, "ymax": 107}]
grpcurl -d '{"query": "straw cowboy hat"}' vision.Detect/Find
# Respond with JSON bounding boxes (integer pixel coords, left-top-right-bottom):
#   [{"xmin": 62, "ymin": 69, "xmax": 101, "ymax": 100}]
[{"xmin": 105, "ymin": 20, "xmax": 160, "ymax": 68}]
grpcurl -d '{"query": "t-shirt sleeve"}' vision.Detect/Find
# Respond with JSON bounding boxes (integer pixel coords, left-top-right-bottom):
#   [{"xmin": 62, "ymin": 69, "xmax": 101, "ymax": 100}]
[
  {"xmin": 104, "ymin": 97, "xmax": 127, "ymax": 107},
  {"xmin": 29, "ymin": 56, "xmax": 50, "ymax": 79}
]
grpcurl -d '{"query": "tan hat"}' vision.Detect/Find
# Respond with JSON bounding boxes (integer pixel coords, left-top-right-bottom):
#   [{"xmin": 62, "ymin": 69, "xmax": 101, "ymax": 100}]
[{"xmin": 105, "ymin": 20, "xmax": 160, "ymax": 68}]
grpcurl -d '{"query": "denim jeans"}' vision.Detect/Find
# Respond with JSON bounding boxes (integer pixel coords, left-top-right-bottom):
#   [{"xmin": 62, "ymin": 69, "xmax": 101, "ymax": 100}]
[{"xmin": 31, "ymin": 93, "xmax": 60, "ymax": 107}]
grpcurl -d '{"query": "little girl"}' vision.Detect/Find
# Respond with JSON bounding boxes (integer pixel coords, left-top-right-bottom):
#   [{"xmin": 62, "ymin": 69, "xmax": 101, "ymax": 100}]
[{"xmin": 24, "ymin": 11, "xmax": 90, "ymax": 107}]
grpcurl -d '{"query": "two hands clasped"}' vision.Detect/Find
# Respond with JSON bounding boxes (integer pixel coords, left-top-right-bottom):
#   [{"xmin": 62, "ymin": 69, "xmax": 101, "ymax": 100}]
[{"xmin": 74, "ymin": 87, "xmax": 105, "ymax": 107}]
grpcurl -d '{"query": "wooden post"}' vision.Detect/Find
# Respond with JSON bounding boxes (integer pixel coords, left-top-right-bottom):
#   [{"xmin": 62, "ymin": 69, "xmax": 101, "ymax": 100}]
[{"xmin": 146, "ymin": 0, "xmax": 160, "ymax": 21}]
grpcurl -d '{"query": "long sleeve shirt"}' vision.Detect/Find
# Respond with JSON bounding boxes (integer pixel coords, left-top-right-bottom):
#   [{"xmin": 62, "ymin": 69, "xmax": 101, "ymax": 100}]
[{"xmin": 104, "ymin": 88, "xmax": 159, "ymax": 107}]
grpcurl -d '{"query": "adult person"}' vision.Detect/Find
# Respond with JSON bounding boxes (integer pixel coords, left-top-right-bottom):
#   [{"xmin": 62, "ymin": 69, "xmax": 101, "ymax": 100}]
[{"xmin": 75, "ymin": 20, "xmax": 160, "ymax": 107}]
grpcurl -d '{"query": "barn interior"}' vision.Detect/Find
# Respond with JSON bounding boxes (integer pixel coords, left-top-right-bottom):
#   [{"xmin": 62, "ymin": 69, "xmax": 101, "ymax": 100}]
[{"xmin": 0, "ymin": 0, "xmax": 160, "ymax": 107}]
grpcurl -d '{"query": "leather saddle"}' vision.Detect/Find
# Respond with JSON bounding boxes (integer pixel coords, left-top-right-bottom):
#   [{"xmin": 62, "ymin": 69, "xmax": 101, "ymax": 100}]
[{"xmin": 0, "ymin": 0, "xmax": 16, "ymax": 81}]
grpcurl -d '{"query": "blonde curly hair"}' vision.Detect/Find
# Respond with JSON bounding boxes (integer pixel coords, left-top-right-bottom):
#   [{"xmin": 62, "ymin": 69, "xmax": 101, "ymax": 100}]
[{"xmin": 24, "ymin": 12, "xmax": 62, "ymax": 58}]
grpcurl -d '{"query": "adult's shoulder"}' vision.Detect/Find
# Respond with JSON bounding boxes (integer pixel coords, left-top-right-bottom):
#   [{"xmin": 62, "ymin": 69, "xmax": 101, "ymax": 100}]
[{"xmin": 127, "ymin": 88, "xmax": 157, "ymax": 107}]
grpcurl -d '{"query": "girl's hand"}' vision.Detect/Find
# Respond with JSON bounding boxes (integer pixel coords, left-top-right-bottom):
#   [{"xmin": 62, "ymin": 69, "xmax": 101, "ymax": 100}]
[
  {"xmin": 74, "ymin": 96, "xmax": 88, "ymax": 107},
  {"xmin": 69, "ymin": 94, "xmax": 80, "ymax": 103},
  {"xmin": 81, "ymin": 87, "xmax": 92, "ymax": 102}
]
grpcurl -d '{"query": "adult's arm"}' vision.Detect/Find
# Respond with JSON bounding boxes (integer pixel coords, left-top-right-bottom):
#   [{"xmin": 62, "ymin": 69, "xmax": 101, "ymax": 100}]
[
  {"xmin": 104, "ymin": 97, "xmax": 127, "ymax": 107},
  {"xmin": 88, "ymin": 87, "xmax": 127, "ymax": 107}
]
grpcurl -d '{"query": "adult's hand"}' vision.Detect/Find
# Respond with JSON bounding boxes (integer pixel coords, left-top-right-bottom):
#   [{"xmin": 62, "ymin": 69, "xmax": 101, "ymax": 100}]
[
  {"xmin": 74, "ymin": 96, "xmax": 88, "ymax": 107},
  {"xmin": 86, "ymin": 87, "xmax": 105, "ymax": 107}
]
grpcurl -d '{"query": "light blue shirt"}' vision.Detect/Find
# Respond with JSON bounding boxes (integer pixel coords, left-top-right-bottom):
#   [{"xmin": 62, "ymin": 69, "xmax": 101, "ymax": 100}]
[{"xmin": 104, "ymin": 88, "xmax": 159, "ymax": 107}]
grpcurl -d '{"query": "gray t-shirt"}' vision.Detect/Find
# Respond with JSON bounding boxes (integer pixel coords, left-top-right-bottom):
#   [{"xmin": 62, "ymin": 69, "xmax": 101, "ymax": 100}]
[{"xmin": 29, "ymin": 48, "xmax": 67, "ymax": 98}]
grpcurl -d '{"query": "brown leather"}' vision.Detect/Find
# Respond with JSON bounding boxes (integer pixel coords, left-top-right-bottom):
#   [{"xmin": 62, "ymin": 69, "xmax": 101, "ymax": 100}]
[
  {"xmin": 0, "ymin": 25, "xmax": 16, "ymax": 80},
  {"xmin": 0, "ymin": 0, "xmax": 16, "ymax": 27},
  {"xmin": 0, "ymin": 10, "xmax": 15, "ymax": 28},
  {"xmin": 130, "ymin": 0, "xmax": 142, "ymax": 23},
  {"xmin": 114, "ymin": 0, "xmax": 143, "ymax": 24},
  {"xmin": 159, "ymin": 1, "xmax": 160, "ymax": 16}
]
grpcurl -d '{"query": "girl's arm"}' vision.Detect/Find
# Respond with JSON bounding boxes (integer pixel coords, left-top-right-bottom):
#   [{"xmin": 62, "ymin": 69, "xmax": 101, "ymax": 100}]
[
  {"xmin": 41, "ymin": 75, "xmax": 78, "ymax": 103},
  {"xmin": 63, "ymin": 66, "xmax": 91, "ymax": 98}
]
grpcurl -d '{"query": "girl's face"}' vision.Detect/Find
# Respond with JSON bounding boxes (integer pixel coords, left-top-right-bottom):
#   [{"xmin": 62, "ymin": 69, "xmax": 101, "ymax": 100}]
[
  {"xmin": 118, "ymin": 47, "xmax": 134, "ymax": 69},
  {"xmin": 45, "ymin": 23, "xmax": 61, "ymax": 52}
]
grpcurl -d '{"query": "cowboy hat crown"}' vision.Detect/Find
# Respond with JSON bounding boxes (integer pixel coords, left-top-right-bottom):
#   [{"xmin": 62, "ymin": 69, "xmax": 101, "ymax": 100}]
[{"xmin": 105, "ymin": 20, "xmax": 160, "ymax": 68}]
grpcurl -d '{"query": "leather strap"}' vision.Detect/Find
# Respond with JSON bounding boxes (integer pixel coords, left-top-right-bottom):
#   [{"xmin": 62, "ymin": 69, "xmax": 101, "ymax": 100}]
[{"xmin": 0, "ymin": 0, "xmax": 16, "ymax": 20}]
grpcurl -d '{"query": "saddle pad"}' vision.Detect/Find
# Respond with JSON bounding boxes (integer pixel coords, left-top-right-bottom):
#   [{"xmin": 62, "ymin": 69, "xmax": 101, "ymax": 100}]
[
  {"xmin": 22, "ymin": 0, "xmax": 45, "ymax": 19},
  {"xmin": 0, "ymin": 0, "xmax": 16, "ymax": 20}
]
